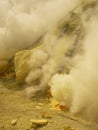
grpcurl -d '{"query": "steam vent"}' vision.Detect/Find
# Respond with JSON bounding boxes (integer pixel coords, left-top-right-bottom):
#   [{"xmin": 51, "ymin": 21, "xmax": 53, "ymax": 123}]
[{"xmin": 0, "ymin": 0, "xmax": 98, "ymax": 130}]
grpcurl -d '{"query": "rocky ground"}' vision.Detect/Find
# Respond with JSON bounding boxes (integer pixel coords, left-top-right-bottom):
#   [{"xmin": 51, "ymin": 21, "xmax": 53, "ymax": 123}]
[{"xmin": 0, "ymin": 77, "xmax": 98, "ymax": 130}]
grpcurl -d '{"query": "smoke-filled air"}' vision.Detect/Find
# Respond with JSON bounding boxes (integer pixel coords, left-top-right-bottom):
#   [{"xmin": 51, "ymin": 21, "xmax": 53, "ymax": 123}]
[{"xmin": 0, "ymin": 0, "xmax": 98, "ymax": 124}]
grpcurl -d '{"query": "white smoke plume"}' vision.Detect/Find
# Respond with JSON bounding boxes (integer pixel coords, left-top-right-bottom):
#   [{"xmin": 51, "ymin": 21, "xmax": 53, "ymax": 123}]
[
  {"xmin": 49, "ymin": 12, "xmax": 98, "ymax": 122},
  {"xmin": 72, "ymin": 15, "xmax": 98, "ymax": 121},
  {"xmin": 0, "ymin": 0, "xmax": 81, "ymax": 61},
  {"xmin": 1, "ymin": 0, "xmax": 98, "ymax": 123}
]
